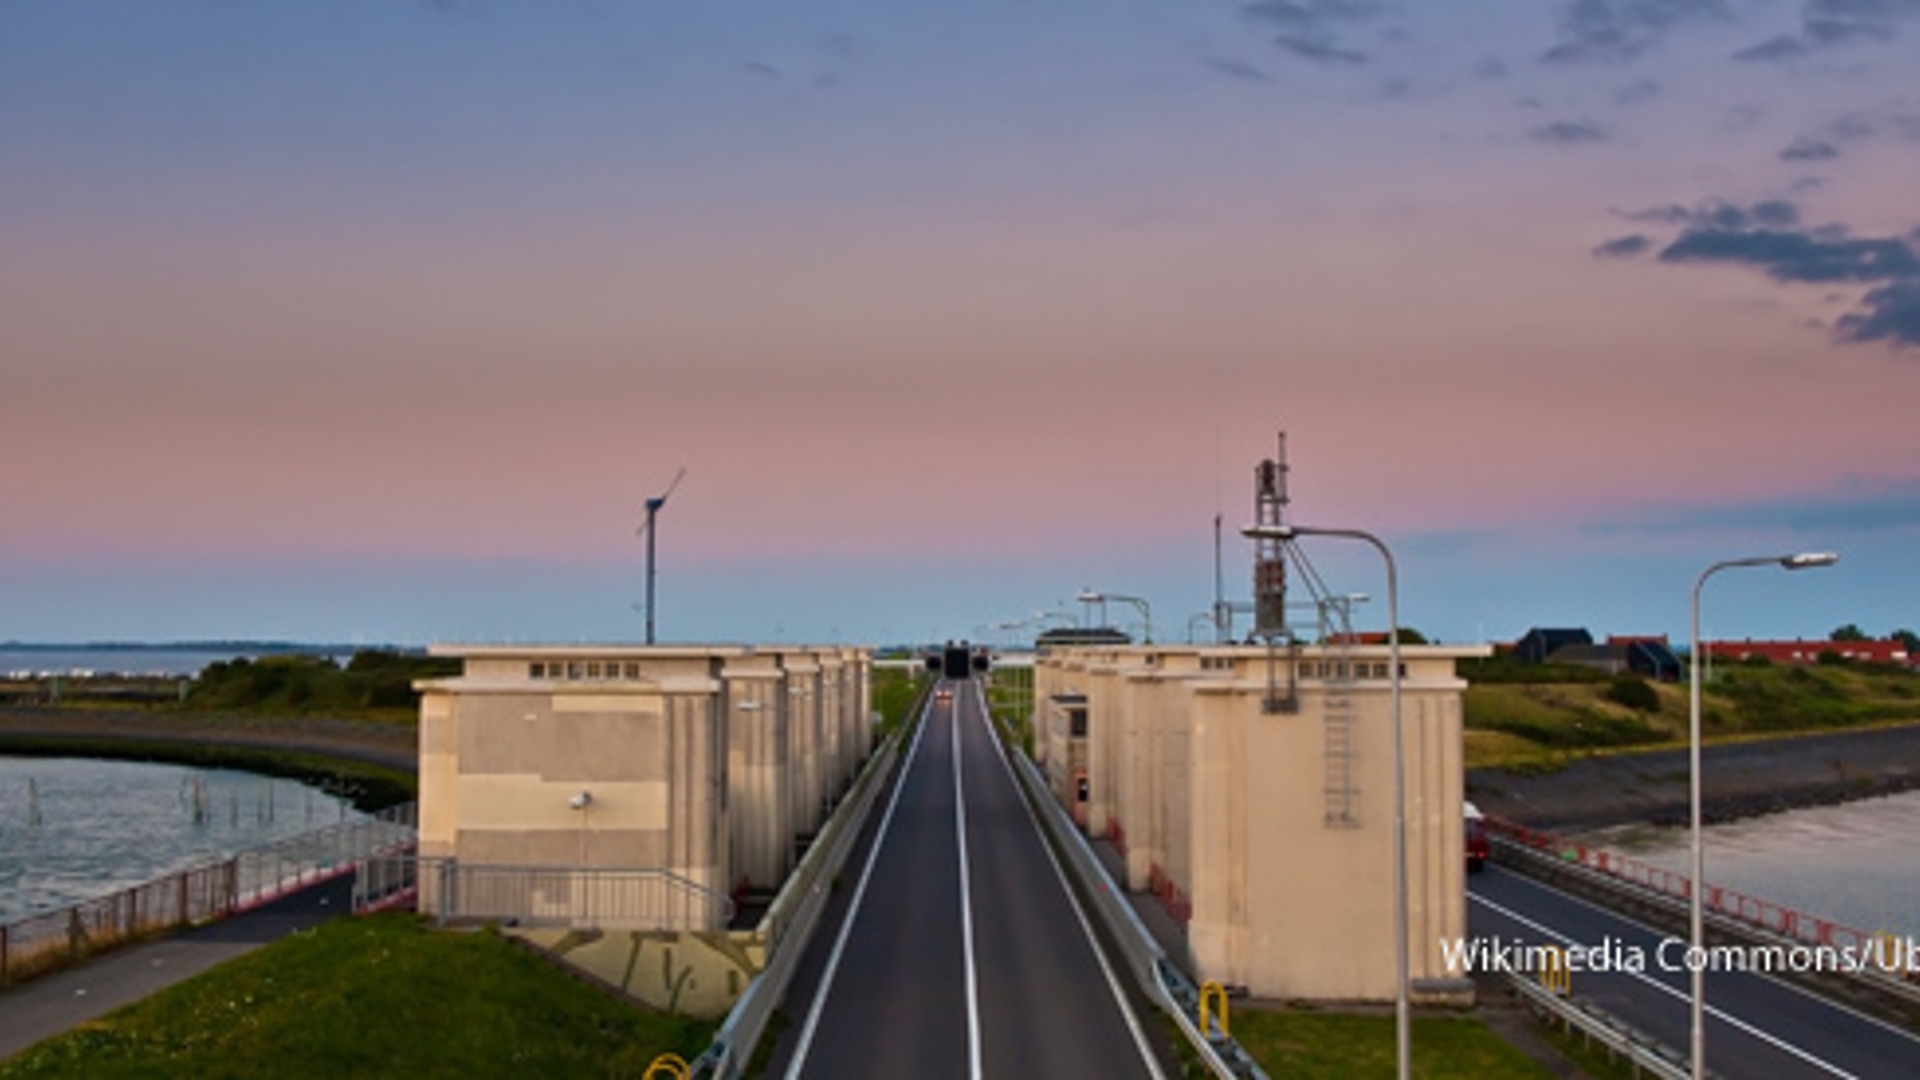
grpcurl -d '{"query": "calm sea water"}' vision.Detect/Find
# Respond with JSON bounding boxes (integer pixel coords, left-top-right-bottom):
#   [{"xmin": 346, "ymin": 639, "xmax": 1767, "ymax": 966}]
[
  {"xmin": 1578, "ymin": 789, "xmax": 1920, "ymax": 940},
  {"xmin": 0, "ymin": 757, "xmax": 364, "ymax": 924},
  {"xmin": 0, "ymin": 645, "xmax": 354, "ymax": 678}
]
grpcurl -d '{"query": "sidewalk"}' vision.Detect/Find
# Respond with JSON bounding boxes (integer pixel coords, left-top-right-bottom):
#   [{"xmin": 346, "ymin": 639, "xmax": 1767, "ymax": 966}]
[
  {"xmin": 0, "ymin": 876, "xmax": 355, "ymax": 1061},
  {"xmin": 1089, "ymin": 834, "xmax": 1194, "ymax": 978}
]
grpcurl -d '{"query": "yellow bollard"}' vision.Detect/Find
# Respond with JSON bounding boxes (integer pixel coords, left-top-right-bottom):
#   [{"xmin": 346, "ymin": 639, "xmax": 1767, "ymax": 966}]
[
  {"xmin": 1198, "ymin": 980, "xmax": 1231, "ymax": 1039},
  {"xmin": 642, "ymin": 1052, "xmax": 690, "ymax": 1079},
  {"xmin": 1539, "ymin": 945, "xmax": 1571, "ymax": 997}
]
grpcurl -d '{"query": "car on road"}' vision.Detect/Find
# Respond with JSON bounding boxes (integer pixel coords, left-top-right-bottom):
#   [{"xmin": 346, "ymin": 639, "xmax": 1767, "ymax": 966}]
[
  {"xmin": 1465, "ymin": 801, "xmax": 1489, "ymax": 872},
  {"xmin": 935, "ymin": 685, "xmax": 953, "ymax": 704}
]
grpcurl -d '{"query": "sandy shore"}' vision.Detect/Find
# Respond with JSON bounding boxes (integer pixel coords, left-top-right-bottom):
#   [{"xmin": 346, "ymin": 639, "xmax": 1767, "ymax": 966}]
[{"xmin": 1468, "ymin": 721, "xmax": 1920, "ymax": 831}]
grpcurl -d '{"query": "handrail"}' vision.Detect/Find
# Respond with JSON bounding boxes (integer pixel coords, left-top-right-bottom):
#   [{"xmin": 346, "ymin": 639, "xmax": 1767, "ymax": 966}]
[{"xmin": 1486, "ymin": 816, "xmax": 1920, "ymax": 1002}]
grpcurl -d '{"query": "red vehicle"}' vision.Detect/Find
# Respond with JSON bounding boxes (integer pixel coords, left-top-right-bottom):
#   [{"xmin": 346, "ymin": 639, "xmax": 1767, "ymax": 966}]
[{"xmin": 1464, "ymin": 802, "xmax": 1489, "ymax": 873}]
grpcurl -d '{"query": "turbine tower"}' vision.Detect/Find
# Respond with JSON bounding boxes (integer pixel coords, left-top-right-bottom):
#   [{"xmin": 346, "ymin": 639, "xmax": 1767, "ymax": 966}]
[{"xmin": 637, "ymin": 467, "xmax": 685, "ymax": 645}]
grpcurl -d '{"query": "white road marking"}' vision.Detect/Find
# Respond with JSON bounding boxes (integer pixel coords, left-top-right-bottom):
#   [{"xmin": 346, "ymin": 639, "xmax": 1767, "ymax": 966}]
[
  {"xmin": 1471, "ymin": 890, "xmax": 1859, "ymax": 1079},
  {"xmin": 971, "ymin": 679, "xmax": 1166, "ymax": 1080},
  {"xmin": 784, "ymin": 686, "xmax": 936, "ymax": 1080},
  {"xmin": 953, "ymin": 682, "xmax": 984, "ymax": 1080}
]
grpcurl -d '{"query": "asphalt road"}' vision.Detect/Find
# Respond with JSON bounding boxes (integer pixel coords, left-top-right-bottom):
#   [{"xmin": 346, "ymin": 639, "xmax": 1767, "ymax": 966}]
[
  {"xmin": 1469, "ymin": 866, "xmax": 1920, "ymax": 1078},
  {"xmin": 0, "ymin": 875, "xmax": 356, "ymax": 1060},
  {"xmin": 768, "ymin": 678, "xmax": 1170, "ymax": 1079}
]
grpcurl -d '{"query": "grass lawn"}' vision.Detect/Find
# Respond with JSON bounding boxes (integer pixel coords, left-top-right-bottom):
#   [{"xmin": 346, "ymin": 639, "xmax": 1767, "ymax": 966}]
[
  {"xmin": 0, "ymin": 915, "xmax": 711, "ymax": 1080},
  {"xmin": 1231, "ymin": 1008, "xmax": 1554, "ymax": 1079}
]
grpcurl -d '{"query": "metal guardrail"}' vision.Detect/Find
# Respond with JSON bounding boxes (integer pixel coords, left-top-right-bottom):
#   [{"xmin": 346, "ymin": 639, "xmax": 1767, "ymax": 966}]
[
  {"xmin": 1488, "ymin": 817, "xmax": 1920, "ymax": 1006},
  {"xmin": 1507, "ymin": 969, "xmax": 1694, "ymax": 1080},
  {"xmin": 1003, "ymin": 726, "xmax": 1267, "ymax": 1079},
  {"xmin": 696, "ymin": 702, "xmax": 913, "ymax": 1077},
  {"xmin": 1, "ymin": 802, "xmax": 415, "ymax": 987}
]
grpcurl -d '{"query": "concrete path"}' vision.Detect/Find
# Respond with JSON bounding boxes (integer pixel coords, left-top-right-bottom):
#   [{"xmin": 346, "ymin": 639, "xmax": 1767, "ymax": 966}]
[{"xmin": 0, "ymin": 875, "xmax": 355, "ymax": 1061}]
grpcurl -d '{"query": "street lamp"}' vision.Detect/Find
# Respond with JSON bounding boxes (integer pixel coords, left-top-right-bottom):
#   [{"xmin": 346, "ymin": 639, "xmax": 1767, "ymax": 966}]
[
  {"xmin": 1688, "ymin": 551, "xmax": 1836, "ymax": 1079},
  {"xmin": 1242, "ymin": 523, "xmax": 1408, "ymax": 1080},
  {"xmin": 1076, "ymin": 589, "xmax": 1154, "ymax": 644}
]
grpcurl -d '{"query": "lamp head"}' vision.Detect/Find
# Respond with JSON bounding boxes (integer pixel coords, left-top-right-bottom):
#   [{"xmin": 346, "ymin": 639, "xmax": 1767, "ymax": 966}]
[
  {"xmin": 1782, "ymin": 552, "xmax": 1838, "ymax": 570},
  {"xmin": 1240, "ymin": 524, "xmax": 1296, "ymax": 541},
  {"xmin": 1076, "ymin": 589, "xmax": 1103, "ymax": 603},
  {"xmin": 568, "ymin": 790, "xmax": 593, "ymax": 810}
]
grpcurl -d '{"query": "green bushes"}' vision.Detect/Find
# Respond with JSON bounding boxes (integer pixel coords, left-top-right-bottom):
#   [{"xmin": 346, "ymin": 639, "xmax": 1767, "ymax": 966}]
[
  {"xmin": 1604, "ymin": 675, "xmax": 1661, "ymax": 712},
  {"xmin": 186, "ymin": 651, "xmax": 457, "ymax": 716}
]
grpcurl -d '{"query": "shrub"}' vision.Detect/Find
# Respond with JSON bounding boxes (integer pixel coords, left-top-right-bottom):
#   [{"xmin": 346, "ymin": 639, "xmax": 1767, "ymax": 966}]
[{"xmin": 1605, "ymin": 675, "xmax": 1660, "ymax": 712}]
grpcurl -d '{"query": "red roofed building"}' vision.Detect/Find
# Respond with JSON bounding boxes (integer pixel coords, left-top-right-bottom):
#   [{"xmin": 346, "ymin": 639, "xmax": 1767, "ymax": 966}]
[{"xmin": 1703, "ymin": 639, "xmax": 1911, "ymax": 666}]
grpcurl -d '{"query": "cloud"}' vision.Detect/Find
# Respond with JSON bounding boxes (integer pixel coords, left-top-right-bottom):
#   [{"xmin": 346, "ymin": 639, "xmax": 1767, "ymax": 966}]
[
  {"xmin": 1836, "ymin": 281, "xmax": 1920, "ymax": 345},
  {"xmin": 1735, "ymin": 0, "xmax": 1920, "ymax": 60},
  {"xmin": 1780, "ymin": 137, "xmax": 1841, "ymax": 161},
  {"xmin": 1530, "ymin": 118, "xmax": 1610, "ymax": 144},
  {"xmin": 1612, "ymin": 78, "xmax": 1663, "ymax": 106},
  {"xmin": 1592, "ymin": 234, "xmax": 1653, "ymax": 258},
  {"xmin": 1542, "ymin": 0, "xmax": 1731, "ymax": 65},
  {"xmin": 1274, "ymin": 37, "xmax": 1369, "ymax": 65},
  {"xmin": 1205, "ymin": 57, "xmax": 1274, "ymax": 82},
  {"xmin": 1627, "ymin": 199, "xmax": 1920, "ymax": 348},
  {"xmin": 1599, "ymin": 475, "xmax": 1920, "ymax": 535},
  {"xmin": 1243, "ymin": 0, "xmax": 1384, "ymax": 65},
  {"xmin": 1473, "ymin": 56, "xmax": 1510, "ymax": 79}
]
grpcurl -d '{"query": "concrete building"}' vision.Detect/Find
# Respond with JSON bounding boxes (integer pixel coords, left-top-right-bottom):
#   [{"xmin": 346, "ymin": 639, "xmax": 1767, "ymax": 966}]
[
  {"xmin": 415, "ymin": 645, "xmax": 873, "ymax": 930},
  {"xmin": 1033, "ymin": 641, "xmax": 1488, "ymax": 1004}
]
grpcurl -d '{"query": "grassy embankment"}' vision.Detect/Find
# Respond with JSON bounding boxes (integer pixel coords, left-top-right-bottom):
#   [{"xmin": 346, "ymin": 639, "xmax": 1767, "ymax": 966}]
[
  {"xmin": 1463, "ymin": 654, "xmax": 1920, "ymax": 771},
  {"xmin": 0, "ymin": 652, "xmax": 453, "ymax": 809},
  {"xmin": 0, "ymin": 915, "xmax": 711, "ymax": 1080}
]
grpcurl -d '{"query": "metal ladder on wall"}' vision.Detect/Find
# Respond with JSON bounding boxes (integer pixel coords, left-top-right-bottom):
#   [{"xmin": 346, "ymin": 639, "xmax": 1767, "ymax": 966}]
[{"xmin": 1290, "ymin": 547, "xmax": 1361, "ymax": 828}]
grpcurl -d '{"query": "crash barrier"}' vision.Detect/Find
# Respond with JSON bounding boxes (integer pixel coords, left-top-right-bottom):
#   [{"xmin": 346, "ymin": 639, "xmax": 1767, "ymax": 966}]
[
  {"xmin": 1507, "ymin": 967, "xmax": 1691, "ymax": 1080},
  {"xmin": 689, "ymin": 682, "xmax": 921, "ymax": 1077},
  {"xmin": 1487, "ymin": 816, "xmax": 1920, "ymax": 1002},
  {"xmin": 1, "ymin": 802, "xmax": 415, "ymax": 987}
]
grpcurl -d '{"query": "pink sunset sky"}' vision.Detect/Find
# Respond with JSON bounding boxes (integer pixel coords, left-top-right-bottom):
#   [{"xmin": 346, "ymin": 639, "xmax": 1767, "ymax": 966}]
[{"xmin": 4, "ymin": 2, "xmax": 1918, "ymax": 647}]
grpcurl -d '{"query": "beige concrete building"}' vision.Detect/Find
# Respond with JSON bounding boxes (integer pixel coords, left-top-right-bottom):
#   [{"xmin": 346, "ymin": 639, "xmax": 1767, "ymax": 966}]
[
  {"xmin": 415, "ymin": 645, "xmax": 873, "ymax": 930},
  {"xmin": 1034, "ymin": 642, "xmax": 1487, "ymax": 1004}
]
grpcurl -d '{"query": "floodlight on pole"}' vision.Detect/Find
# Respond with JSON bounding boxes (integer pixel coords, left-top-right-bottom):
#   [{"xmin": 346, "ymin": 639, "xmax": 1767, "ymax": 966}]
[
  {"xmin": 1242, "ymin": 521, "xmax": 1409, "ymax": 1080},
  {"xmin": 1687, "ymin": 550, "xmax": 1836, "ymax": 1080},
  {"xmin": 1077, "ymin": 589, "xmax": 1154, "ymax": 644}
]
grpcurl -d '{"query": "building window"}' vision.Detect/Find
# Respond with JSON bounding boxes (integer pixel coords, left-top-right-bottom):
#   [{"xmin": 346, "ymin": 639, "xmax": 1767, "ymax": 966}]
[
  {"xmin": 587, "ymin": 662, "xmax": 602, "ymax": 679},
  {"xmin": 1070, "ymin": 709, "xmax": 1088, "ymax": 737},
  {"xmin": 530, "ymin": 662, "xmax": 546, "ymax": 679},
  {"xmin": 567, "ymin": 662, "xmax": 582, "ymax": 679},
  {"xmin": 623, "ymin": 662, "xmax": 640, "ymax": 679}
]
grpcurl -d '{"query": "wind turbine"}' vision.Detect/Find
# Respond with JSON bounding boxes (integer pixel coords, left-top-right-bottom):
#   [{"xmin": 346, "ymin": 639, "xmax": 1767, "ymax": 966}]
[{"xmin": 636, "ymin": 467, "xmax": 685, "ymax": 645}]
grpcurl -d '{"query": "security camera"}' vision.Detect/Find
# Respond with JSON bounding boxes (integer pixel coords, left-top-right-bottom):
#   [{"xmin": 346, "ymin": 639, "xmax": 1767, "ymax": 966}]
[{"xmin": 569, "ymin": 790, "xmax": 593, "ymax": 810}]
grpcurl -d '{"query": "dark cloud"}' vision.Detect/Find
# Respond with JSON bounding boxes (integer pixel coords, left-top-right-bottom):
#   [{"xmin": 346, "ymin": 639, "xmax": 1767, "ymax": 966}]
[
  {"xmin": 1780, "ymin": 137, "xmax": 1841, "ymax": 161},
  {"xmin": 1836, "ymin": 281, "xmax": 1920, "ymax": 345},
  {"xmin": 1592, "ymin": 234, "xmax": 1653, "ymax": 258},
  {"xmin": 1530, "ymin": 118, "xmax": 1610, "ymax": 144},
  {"xmin": 1596, "ymin": 475, "xmax": 1920, "ymax": 535},
  {"xmin": 1243, "ymin": 0, "xmax": 1382, "ymax": 65},
  {"xmin": 1274, "ymin": 36, "xmax": 1369, "ymax": 64},
  {"xmin": 1734, "ymin": 0, "xmax": 1920, "ymax": 60},
  {"xmin": 1473, "ymin": 56, "xmax": 1510, "ymax": 79},
  {"xmin": 1205, "ymin": 57, "xmax": 1274, "ymax": 82},
  {"xmin": 745, "ymin": 61, "xmax": 781, "ymax": 79},
  {"xmin": 1612, "ymin": 78, "xmax": 1662, "ymax": 106},
  {"xmin": 1542, "ymin": 0, "xmax": 1730, "ymax": 65},
  {"xmin": 1627, "ymin": 199, "xmax": 1920, "ymax": 349}
]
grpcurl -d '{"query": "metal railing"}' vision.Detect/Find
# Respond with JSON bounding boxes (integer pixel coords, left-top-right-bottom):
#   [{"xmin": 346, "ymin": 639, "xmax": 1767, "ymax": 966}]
[
  {"xmin": 1, "ymin": 802, "xmax": 415, "ymax": 987},
  {"xmin": 1487, "ymin": 816, "xmax": 1920, "ymax": 999},
  {"xmin": 1507, "ymin": 968, "xmax": 1693, "ymax": 1079},
  {"xmin": 353, "ymin": 857, "xmax": 735, "ymax": 932}
]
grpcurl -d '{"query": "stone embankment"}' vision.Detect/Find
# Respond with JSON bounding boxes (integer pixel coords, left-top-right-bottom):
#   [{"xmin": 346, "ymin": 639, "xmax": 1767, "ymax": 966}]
[{"xmin": 1469, "ymin": 722, "xmax": 1920, "ymax": 831}]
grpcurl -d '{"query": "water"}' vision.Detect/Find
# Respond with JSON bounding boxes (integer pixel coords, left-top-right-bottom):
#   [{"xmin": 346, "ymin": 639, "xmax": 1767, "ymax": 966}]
[
  {"xmin": 0, "ymin": 756, "xmax": 365, "ymax": 924},
  {"xmin": 0, "ymin": 644, "xmax": 354, "ymax": 678},
  {"xmin": 1578, "ymin": 789, "xmax": 1920, "ymax": 940}
]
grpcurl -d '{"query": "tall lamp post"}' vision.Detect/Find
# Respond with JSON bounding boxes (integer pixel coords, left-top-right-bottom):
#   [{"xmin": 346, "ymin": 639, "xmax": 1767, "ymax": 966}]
[
  {"xmin": 1242, "ymin": 523, "xmax": 1407, "ymax": 1080},
  {"xmin": 1076, "ymin": 589, "xmax": 1154, "ymax": 644},
  {"xmin": 1688, "ymin": 551, "xmax": 1837, "ymax": 1079}
]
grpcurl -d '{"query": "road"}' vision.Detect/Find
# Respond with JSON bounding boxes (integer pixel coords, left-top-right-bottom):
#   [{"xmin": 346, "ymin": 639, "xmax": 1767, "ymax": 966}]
[
  {"xmin": 767, "ymin": 678, "xmax": 1170, "ymax": 1079},
  {"xmin": 0, "ymin": 875, "xmax": 356, "ymax": 1060},
  {"xmin": 1470, "ymin": 865, "xmax": 1920, "ymax": 1078}
]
